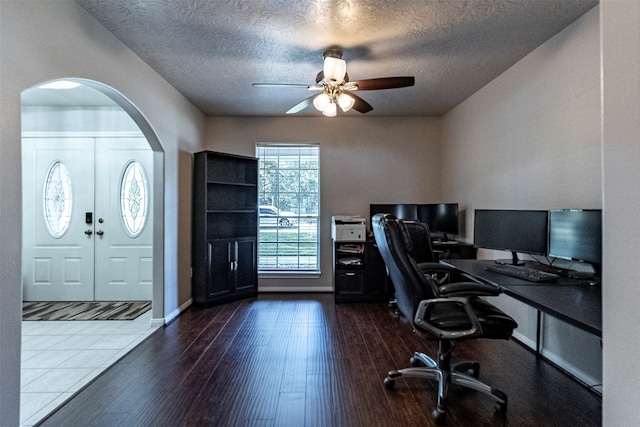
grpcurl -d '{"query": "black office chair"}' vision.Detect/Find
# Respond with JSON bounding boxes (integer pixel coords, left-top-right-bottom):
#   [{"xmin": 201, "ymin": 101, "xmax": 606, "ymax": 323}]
[
  {"xmin": 372, "ymin": 213, "xmax": 518, "ymax": 424},
  {"xmin": 400, "ymin": 219, "xmax": 479, "ymax": 285}
]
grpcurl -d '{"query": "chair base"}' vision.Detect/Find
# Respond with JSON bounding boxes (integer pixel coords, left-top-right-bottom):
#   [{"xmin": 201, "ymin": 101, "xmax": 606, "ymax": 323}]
[{"xmin": 384, "ymin": 350, "xmax": 507, "ymax": 425}]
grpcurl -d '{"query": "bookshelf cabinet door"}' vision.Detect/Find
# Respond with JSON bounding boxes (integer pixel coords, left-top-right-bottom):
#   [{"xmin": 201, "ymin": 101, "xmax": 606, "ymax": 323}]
[{"xmin": 206, "ymin": 240, "xmax": 233, "ymax": 299}]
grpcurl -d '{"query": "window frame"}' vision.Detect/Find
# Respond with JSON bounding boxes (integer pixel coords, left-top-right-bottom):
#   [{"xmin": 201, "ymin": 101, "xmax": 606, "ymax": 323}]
[{"xmin": 256, "ymin": 143, "xmax": 320, "ymax": 274}]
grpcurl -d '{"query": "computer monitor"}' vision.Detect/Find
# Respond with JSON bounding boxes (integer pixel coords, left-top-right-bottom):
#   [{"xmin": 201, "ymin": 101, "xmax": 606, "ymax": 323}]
[
  {"xmin": 548, "ymin": 209, "xmax": 602, "ymax": 265},
  {"xmin": 369, "ymin": 204, "xmax": 418, "ymax": 222},
  {"xmin": 417, "ymin": 203, "xmax": 459, "ymax": 240},
  {"xmin": 474, "ymin": 209, "xmax": 549, "ymax": 265}
]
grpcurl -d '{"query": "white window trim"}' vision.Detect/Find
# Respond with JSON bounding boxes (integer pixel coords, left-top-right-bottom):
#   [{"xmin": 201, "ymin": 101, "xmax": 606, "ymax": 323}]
[{"xmin": 256, "ymin": 143, "xmax": 320, "ymax": 274}]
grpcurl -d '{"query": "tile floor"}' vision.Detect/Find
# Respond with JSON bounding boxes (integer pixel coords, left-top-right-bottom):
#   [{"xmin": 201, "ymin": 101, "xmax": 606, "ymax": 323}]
[{"xmin": 20, "ymin": 310, "xmax": 161, "ymax": 426}]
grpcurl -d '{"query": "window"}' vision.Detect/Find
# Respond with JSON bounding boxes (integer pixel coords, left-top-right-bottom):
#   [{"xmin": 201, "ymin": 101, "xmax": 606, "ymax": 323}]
[
  {"xmin": 256, "ymin": 144, "xmax": 320, "ymax": 272},
  {"xmin": 43, "ymin": 161, "xmax": 73, "ymax": 238},
  {"xmin": 120, "ymin": 161, "xmax": 149, "ymax": 237}
]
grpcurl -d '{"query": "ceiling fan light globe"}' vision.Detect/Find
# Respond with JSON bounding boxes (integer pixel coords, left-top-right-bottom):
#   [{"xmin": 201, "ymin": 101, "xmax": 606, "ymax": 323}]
[
  {"xmin": 322, "ymin": 102, "xmax": 337, "ymax": 117},
  {"xmin": 313, "ymin": 93, "xmax": 331, "ymax": 111},
  {"xmin": 338, "ymin": 93, "xmax": 355, "ymax": 112},
  {"xmin": 323, "ymin": 57, "xmax": 346, "ymax": 84}
]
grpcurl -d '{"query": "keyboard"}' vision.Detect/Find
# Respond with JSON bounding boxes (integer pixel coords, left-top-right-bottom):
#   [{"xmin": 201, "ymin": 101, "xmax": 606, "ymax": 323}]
[{"xmin": 485, "ymin": 263, "xmax": 559, "ymax": 283}]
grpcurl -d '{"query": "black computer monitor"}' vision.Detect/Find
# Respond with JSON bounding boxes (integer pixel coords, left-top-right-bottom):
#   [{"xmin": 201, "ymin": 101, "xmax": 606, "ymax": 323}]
[
  {"xmin": 369, "ymin": 204, "xmax": 418, "ymax": 222},
  {"xmin": 417, "ymin": 203, "xmax": 459, "ymax": 240},
  {"xmin": 474, "ymin": 209, "xmax": 549, "ymax": 265},
  {"xmin": 548, "ymin": 209, "xmax": 602, "ymax": 265}
]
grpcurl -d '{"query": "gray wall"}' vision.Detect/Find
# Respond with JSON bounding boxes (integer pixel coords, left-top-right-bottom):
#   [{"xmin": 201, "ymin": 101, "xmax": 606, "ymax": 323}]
[
  {"xmin": 601, "ymin": 0, "xmax": 640, "ymax": 424},
  {"xmin": 205, "ymin": 116, "xmax": 442, "ymax": 290},
  {"xmin": 441, "ymin": 7, "xmax": 602, "ymax": 387},
  {"xmin": 0, "ymin": 2, "xmax": 206, "ymax": 424}
]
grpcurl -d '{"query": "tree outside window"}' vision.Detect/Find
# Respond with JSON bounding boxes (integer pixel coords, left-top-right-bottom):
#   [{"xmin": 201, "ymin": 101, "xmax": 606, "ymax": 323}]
[{"xmin": 256, "ymin": 144, "xmax": 320, "ymax": 272}]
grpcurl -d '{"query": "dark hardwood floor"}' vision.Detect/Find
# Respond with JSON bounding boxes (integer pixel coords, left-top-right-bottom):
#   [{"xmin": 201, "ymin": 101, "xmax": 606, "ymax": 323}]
[{"xmin": 38, "ymin": 293, "xmax": 601, "ymax": 427}]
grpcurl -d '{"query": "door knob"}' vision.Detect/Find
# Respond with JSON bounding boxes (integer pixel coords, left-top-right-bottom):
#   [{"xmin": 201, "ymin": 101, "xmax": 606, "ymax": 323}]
[
  {"xmin": 96, "ymin": 230, "xmax": 104, "ymax": 236},
  {"xmin": 84, "ymin": 229, "xmax": 93, "ymax": 236}
]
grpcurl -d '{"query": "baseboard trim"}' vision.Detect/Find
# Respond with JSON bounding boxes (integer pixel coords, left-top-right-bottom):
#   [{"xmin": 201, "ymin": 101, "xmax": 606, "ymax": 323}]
[
  {"xmin": 150, "ymin": 318, "xmax": 165, "ymax": 327},
  {"xmin": 512, "ymin": 330, "xmax": 536, "ymax": 349},
  {"xmin": 163, "ymin": 298, "xmax": 193, "ymax": 325},
  {"xmin": 258, "ymin": 286, "xmax": 333, "ymax": 293}
]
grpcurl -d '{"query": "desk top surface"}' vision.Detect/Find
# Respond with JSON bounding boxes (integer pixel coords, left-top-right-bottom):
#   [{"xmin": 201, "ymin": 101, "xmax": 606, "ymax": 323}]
[{"xmin": 440, "ymin": 259, "xmax": 602, "ymax": 337}]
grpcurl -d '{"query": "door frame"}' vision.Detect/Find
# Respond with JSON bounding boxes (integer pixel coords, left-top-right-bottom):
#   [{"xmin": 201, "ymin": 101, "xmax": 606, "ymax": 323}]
[{"xmin": 21, "ymin": 79, "xmax": 165, "ymax": 323}]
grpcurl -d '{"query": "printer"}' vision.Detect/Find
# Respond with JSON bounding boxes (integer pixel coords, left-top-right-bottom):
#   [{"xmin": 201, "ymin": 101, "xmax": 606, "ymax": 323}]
[{"xmin": 331, "ymin": 215, "xmax": 366, "ymax": 242}]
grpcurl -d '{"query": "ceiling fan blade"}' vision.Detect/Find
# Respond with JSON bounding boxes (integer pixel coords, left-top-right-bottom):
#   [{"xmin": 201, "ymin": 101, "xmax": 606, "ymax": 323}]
[
  {"xmin": 286, "ymin": 95, "xmax": 317, "ymax": 114},
  {"xmin": 252, "ymin": 83, "xmax": 311, "ymax": 88},
  {"xmin": 353, "ymin": 77, "xmax": 415, "ymax": 91},
  {"xmin": 348, "ymin": 93, "xmax": 373, "ymax": 113}
]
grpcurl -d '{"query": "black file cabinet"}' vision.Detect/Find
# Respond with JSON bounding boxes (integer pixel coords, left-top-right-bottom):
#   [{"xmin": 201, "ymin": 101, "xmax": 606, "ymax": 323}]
[{"xmin": 333, "ymin": 240, "xmax": 391, "ymax": 303}]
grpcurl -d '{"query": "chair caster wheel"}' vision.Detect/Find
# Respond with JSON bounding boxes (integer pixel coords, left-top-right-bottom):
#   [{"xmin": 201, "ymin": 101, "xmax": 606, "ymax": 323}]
[
  {"xmin": 454, "ymin": 361, "xmax": 480, "ymax": 378},
  {"xmin": 493, "ymin": 390, "xmax": 508, "ymax": 415},
  {"xmin": 433, "ymin": 409, "xmax": 447, "ymax": 425},
  {"xmin": 383, "ymin": 377, "xmax": 395, "ymax": 390},
  {"xmin": 469, "ymin": 362, "xmax": 480, "ymax": 378}
]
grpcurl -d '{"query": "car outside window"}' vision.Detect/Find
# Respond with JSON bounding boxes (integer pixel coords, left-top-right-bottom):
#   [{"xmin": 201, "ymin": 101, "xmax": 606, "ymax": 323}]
[{"xmin": 256, "ymin": 144, "xmax": 319, "ymax": 272}]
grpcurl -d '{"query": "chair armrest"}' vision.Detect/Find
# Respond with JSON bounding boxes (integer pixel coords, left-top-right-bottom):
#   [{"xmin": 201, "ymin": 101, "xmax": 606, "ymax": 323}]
[
  {"xmin": 437, "ymin": 281, "xmax": 500, "ymax": 297},
  {"xmin": 418, "ymin": 263, "xmax": 485, "ymax": 287},
  {"xmin": 414, "ymin": 297, "xmax": 483, "ymax": 340},
  {"xmin": 417, "ymin": 262, "xmax": 456, "ymax": 273}
]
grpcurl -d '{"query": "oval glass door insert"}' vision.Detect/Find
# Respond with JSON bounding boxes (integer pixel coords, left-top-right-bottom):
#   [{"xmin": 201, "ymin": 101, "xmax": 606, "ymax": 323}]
[
  {"xmin": 43, "ymin": 161, "xmax": 73, "ymax": 238},
  {"xmin": 120, "ymin": 160, "xmax": 149, "ymax": 237}
]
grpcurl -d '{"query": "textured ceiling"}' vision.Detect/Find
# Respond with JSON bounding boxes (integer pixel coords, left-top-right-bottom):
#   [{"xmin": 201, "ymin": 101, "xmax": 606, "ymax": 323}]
[{"xmin": 72, "ymin": 0, "xmax": 598, "ymax": 117}]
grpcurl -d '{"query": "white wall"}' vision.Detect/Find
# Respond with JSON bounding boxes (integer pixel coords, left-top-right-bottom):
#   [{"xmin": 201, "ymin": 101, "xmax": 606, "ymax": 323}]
[
  {"xmin": 0, "ymin": 2, "xmax": 205, "ymax": 424},
  {"xmin": 601, "ymin": 0, "xmax": 640, "ymax": 424},
  {"xmin": 21, "ymin": 106, "xmax": 143, "ymax": 134},
  {"xmin": 441, "ymin": 6, "xmax": 602, "ymax": 387},
  {"xmin": 205, "ymin": 116, "xmax": 442, "ymax": 290}
]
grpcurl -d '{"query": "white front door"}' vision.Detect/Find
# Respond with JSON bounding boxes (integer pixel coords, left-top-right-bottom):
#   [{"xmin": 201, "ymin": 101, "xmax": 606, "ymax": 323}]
[
  {"xmin": 94, "ymin": 138, "xmax": 153, "ymax": 301},
  {"xmin": 22, "ymin": 137, "xmax": 153, "ymax": 301},
  {"xmin": 22, "ymin": 138, "xmax": 96, "ymax": 301}
]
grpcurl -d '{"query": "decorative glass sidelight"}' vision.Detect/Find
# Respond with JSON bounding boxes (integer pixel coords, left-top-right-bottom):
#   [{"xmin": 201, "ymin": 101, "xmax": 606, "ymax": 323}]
[
  {"xmin": 120, "ymin": 161, "xmax": 148, "ymax": 237},
  {"xmin": 43, "ymin": 161, "xmax": 73, "ymax": 238}
]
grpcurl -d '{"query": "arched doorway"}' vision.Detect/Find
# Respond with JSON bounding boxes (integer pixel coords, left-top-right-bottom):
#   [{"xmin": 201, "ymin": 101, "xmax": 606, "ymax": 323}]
[
  {"xmin": 19, "ymin": 79, "xmax": 166, "ymax": 424},
  {"xmin": 21, "ymin": 79, "xmax": 164, "ymax": 317}
]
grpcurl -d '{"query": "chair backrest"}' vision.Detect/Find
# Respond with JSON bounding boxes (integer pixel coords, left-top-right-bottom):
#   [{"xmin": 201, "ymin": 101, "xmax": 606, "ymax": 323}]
[
  {"xmin": 372, "ymin": 213, "xmax": 439, "ymax": 323},
  {"xmin": 401, "ymin": 219, "xmax": 437, "ymax": 263}
]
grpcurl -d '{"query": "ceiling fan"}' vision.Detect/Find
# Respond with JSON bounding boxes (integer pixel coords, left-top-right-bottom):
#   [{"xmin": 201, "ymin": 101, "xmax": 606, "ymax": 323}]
[{"xmin": 252, "ymin": 47, "xmax": 415, "ymax": 116}]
